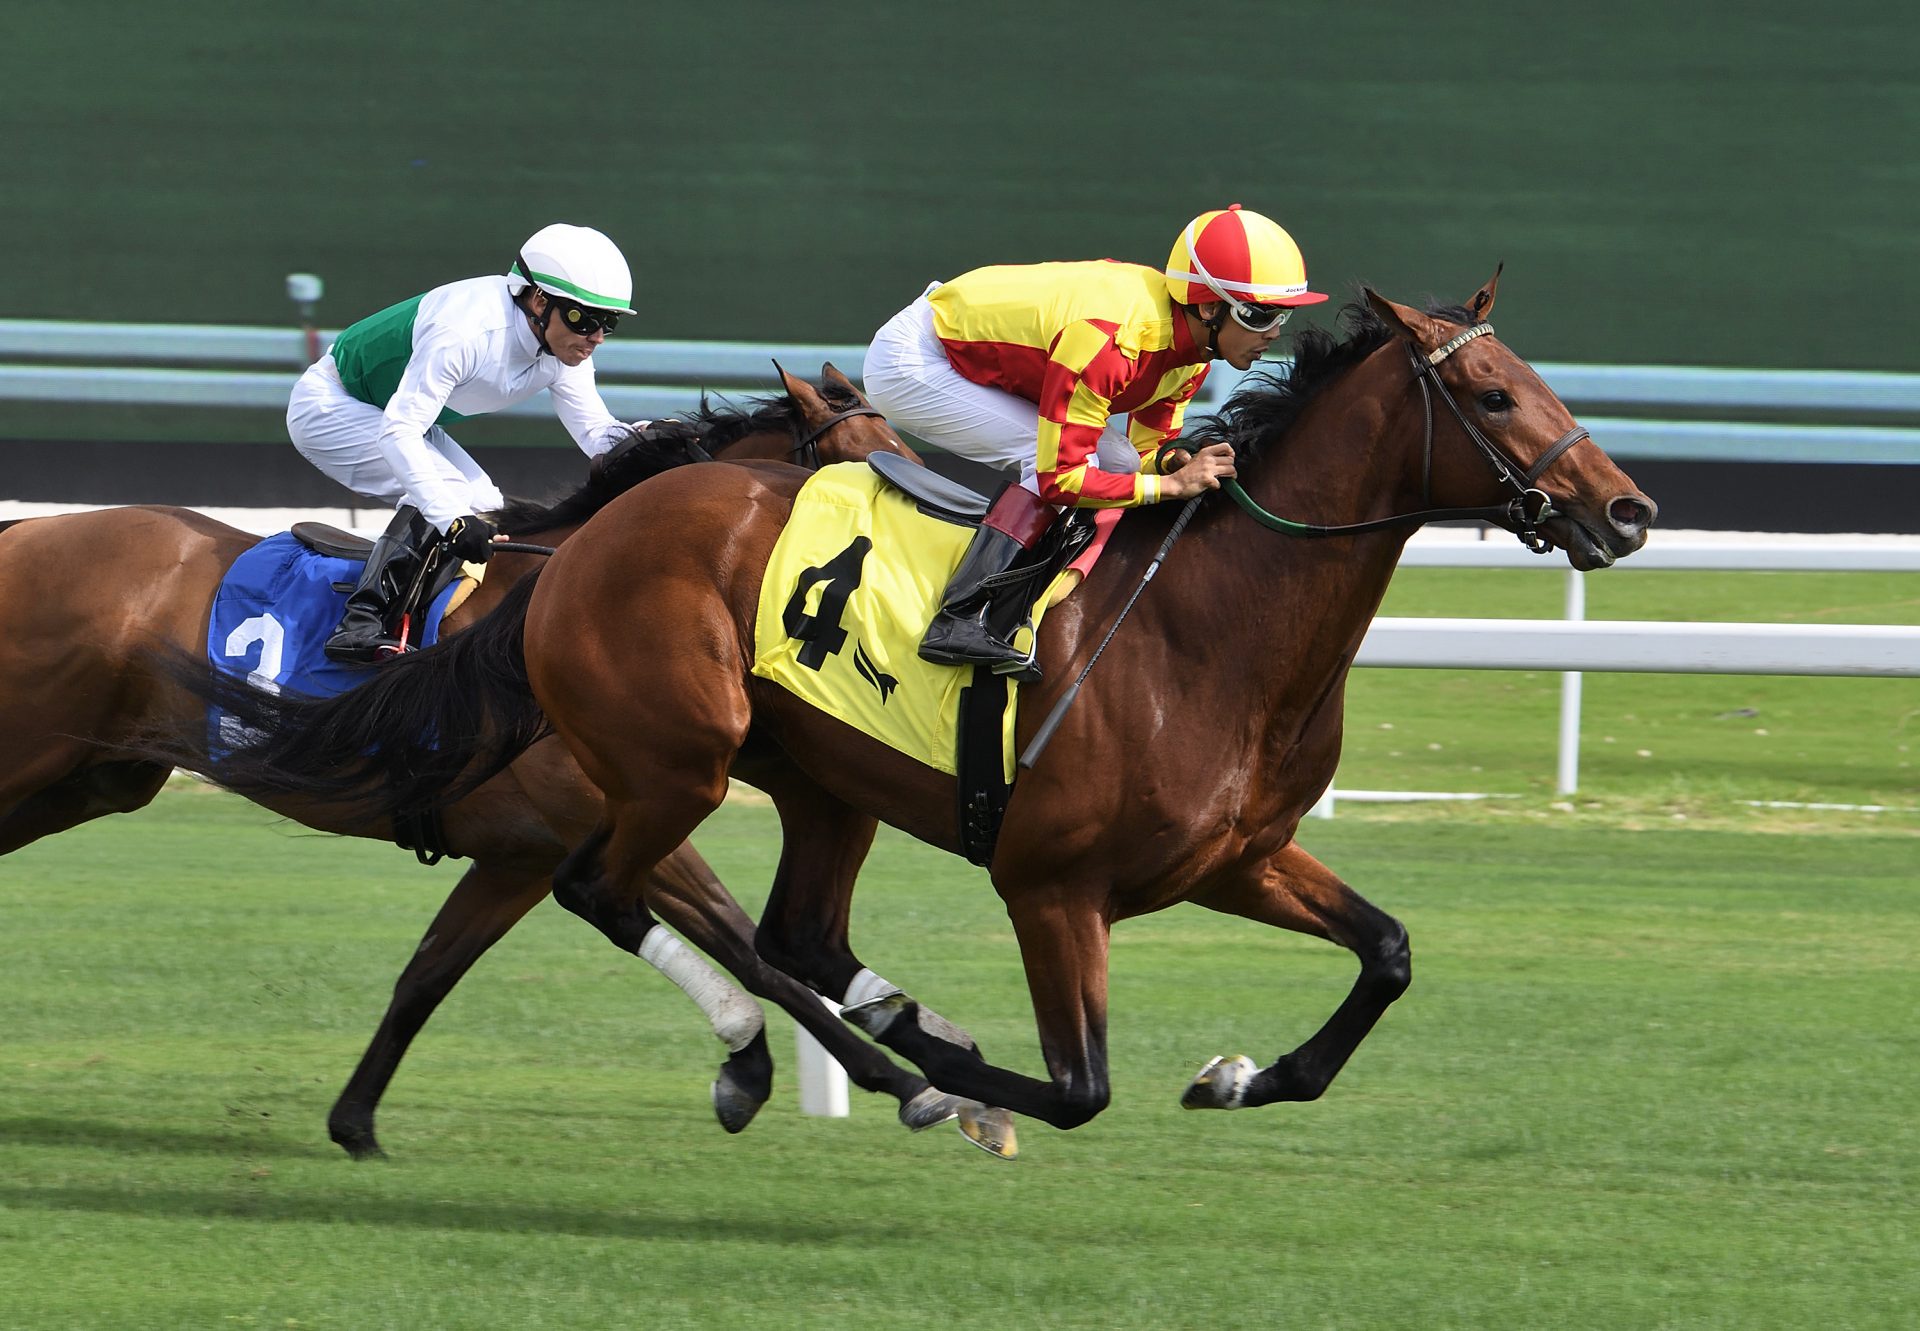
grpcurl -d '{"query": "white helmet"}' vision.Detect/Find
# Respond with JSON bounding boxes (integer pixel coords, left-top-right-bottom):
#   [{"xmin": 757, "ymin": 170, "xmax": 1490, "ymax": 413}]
[{"xmin": 509, "ymin": 223, "xmax": 635, "ymax": 314}]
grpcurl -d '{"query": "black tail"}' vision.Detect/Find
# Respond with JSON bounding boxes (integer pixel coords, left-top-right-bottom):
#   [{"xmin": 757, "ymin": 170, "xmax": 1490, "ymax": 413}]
[{"xmin": 152, "ymin": 573, "xmax": 550, "ymax": 822}]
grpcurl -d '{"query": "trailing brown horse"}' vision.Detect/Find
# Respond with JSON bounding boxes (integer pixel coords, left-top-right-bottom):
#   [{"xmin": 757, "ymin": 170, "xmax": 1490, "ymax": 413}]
[
  {"xmin": 156, "ymin": 280, "xmax": 1658, "ymax": 1137},
  {"xmin": 0, "ymin": 367, "xmax": 1015, "ymax": 1157}
]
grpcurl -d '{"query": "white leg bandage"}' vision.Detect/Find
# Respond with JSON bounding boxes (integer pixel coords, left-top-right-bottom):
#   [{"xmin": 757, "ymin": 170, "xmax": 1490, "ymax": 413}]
[
  {"xmin": 842, "ymin": 967, "xmax": 902, "ymax": 1009},
  {"xmin": 637, "ymin": 929, "xmax": 765, "ymax": 1054}
]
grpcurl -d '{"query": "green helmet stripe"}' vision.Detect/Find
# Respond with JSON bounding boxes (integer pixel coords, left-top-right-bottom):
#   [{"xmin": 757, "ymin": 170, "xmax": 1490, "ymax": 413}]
[{"xmin": 514, "ymin": 262, "xmax": 627, "ymax": 311}]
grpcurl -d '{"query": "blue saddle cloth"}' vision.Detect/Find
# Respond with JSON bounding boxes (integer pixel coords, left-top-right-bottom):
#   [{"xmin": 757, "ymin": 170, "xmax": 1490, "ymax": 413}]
[{"xmin": 207, "ymin": 533, "xmax": 461, "ymax": 752}]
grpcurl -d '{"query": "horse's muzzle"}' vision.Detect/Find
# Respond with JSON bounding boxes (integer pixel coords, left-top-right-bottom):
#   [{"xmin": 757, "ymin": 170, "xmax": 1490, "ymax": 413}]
[{"xmin": 1545, "ymin": 491, "xmax": 1657, "ymax": 570}]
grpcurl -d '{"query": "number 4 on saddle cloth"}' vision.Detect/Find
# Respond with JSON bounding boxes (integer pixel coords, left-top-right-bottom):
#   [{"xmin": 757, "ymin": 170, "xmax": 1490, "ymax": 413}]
[
  {"xmin": 751, "ymin": 457, "xmax": 1112, "ymax": 864},
  {"xmin": 206, "ymin": 526, "xmax": 474, "ymax": 759}
]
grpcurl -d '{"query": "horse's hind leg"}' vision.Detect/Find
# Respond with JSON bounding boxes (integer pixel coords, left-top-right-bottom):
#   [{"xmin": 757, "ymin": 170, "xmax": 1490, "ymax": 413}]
[
  {"xmin": 327, "ymin": 856, "xmax": 554, "ymax": 1159},
  {"xmin": 559, "ymin": 820, "xmax": 979, "ymax": 1138},
  {"xmin": 1183, "ymin": 841, "xmax": 1411, "ymax": 1111},
  {"xmin": 749, "ymin": 771, "xmax": 1016, "ymax": 1155},
  {"xmin": 794, "ymin": 870, "xmax": 1118, "ymax": 1135},
  {"xmin": 642, "ymin": 840, "xmax": 972, "ymax": 1133},
  {"xmin": 0, "ymin": 755, "xmax": 171, "ymax": 856}
]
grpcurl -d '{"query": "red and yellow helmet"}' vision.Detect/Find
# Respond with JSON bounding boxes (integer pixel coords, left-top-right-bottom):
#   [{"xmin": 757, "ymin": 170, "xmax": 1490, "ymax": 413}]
[{"xmin": 1164, "ymin": 204, "xmax": 1327, "ymax": 310}]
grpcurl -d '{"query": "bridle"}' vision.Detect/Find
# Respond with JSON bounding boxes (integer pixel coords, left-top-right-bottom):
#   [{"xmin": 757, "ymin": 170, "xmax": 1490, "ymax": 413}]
[
  {"xmin": 787, "ymin": 404, "xmax": 886, "ymax": 469},
  {"xmin": 1211, "ymin": 321, "xmax": 1590, "ymax": 554}
]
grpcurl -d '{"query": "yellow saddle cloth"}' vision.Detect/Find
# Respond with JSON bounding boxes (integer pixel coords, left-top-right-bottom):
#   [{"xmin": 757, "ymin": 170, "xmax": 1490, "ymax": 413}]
[{"xmin": 752, "ymin": 463, "xmax": 1063, "ymax": 781}]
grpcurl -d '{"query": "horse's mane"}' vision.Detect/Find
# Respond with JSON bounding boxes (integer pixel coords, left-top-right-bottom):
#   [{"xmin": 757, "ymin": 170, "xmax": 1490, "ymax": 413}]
[
  {"xmin": 491, "ymin": 378, "xmax": 866, "ymax": 533},
  {"xmin": 689, "ymin": 377, "xmax": 865, "ymax": 451},
  {"xmin": 1184, "ymin": 297, "xmax": 1476, "ymax": 467}
]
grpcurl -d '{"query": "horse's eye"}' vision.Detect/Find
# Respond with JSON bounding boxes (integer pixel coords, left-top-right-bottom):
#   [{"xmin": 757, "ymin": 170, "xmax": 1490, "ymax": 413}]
[{"xmin": 1479, "ymin": 390, "xmax": 1512, "ymax": 413}]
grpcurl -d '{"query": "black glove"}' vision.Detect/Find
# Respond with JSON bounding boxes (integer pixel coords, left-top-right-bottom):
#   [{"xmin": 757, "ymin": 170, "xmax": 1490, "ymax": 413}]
[
  {"xmin": 443, "ymin": 514, "xmax": 499, "ymax": 564},
  {"xmin": 632, "ymin": 417, "xmax": 704, "ymax": 447}
]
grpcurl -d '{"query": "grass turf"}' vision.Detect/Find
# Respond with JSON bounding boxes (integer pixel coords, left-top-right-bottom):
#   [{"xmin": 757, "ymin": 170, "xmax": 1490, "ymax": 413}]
[
  {"xmin": 1, "ymin": 790, "xmax": 1915, "ymax": 1328},
  {"xmin": 0, "ymin": 562, "xmax": 1914, "ymax": 1326}
]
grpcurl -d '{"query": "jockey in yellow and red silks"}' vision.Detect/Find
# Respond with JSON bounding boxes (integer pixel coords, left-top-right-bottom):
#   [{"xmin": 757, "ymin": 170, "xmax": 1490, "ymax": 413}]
[{"xmin": 862, "ymin": 204, "xmax": 1328, "ymax": 678}]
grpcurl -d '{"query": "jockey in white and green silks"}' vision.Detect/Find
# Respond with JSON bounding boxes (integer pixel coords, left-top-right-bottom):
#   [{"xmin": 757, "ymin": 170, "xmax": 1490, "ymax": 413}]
[{"xmin": 287, "ymin": 223, "xmax": 643, "ymax": 663}]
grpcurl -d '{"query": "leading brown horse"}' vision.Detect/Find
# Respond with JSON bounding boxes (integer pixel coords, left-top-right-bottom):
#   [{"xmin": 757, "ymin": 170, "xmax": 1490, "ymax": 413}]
[
  {"xmin": 0, "ymin": 367, "xmax": 1015, "ymax": 1157},
  {"xmin": 157, "ymin": 279, "xmax": 1658, "ymax": 1137}
]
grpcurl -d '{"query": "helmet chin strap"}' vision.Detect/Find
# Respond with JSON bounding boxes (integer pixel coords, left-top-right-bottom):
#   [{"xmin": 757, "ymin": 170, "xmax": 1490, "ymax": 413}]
[
  {"xmin": 515, "ymin": 254, "xmax": 557, "ymax": 356},
  {"xmin": 1200, "ymin": 305, "xmax": 1228, "ymax": 359},
  {"xmin": 526, "ymin": 294, "xmax": 557, "ymax": 356}
]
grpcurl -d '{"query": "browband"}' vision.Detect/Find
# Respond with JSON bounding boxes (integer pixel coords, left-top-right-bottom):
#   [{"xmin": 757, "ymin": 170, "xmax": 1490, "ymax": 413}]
[{"xmin": 1425, "ymin": 322, "xmax": 1495, "ymax": 366}]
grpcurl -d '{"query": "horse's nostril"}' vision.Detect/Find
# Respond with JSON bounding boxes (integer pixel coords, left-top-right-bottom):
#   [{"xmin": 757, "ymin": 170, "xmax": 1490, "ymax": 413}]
[{"xmin": 1609, "ymin": 495, "xmax": 1657, "ymax": 533}]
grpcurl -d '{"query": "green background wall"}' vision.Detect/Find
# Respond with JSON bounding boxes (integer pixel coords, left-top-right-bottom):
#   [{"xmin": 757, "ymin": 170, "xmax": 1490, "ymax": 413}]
[{"xmin": 5, "ymin": 1, "xmax": 1913, "ymax": 373}]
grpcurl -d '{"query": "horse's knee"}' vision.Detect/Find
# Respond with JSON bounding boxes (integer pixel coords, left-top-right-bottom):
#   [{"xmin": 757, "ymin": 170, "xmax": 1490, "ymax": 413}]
[
  {"xmin": 753, "ymin": 918, "xmax": 841, "ymax": 993},
  {"xmin": 552, "ymin": 827, "xmax": 655, "ymax": 951},
  {"xmin": 1367, "ymin": 917, "xmax": 1412, "ymax": 1000},
  {"xmin": 550, "ymin": 835, "xmax": 601, "ymax": 921},
  {"xmin": 751, "ymin": 922, "xmax": 800, "ymax": 978}
]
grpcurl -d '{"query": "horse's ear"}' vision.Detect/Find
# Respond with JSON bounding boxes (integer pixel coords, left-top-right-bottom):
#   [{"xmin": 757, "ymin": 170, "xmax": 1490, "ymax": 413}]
[
  {"xmin": 1468, "ymin": 263, "xmax": 1503, "ymax": 321},
  {"xmin": 820, "ymin": 361, "xmax": 869, "ymax": 404},
  {"xmin": 774, "ymin": 359, "xmax": 834, "ymax": 422},
  {"xmin": 1364, "ymin": 287, "xmax": 1445, "ymax": 350}
]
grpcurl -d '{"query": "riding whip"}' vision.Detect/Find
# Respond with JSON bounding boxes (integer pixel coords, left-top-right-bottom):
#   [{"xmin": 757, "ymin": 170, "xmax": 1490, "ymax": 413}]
[{"xmin": 1017, "ymin": 492, "xmax": 1205, "ymax": 770}]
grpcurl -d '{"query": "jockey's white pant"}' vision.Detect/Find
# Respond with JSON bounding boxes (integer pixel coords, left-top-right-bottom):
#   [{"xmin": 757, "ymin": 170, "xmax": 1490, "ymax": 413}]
[
  {"xmin": 286, "ymin": 355, "xmax": 505, "ymax": 520},
  {"xmin": 862, "ymin": 287, "xmax": 1139, "ymax": 498}
]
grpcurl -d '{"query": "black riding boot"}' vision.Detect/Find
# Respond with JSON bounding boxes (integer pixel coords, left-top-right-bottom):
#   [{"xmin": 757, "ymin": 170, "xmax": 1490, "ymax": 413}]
[
  {"xmin": 322, "ymin": 506, "xmax": 438, "ymax": 664},
  {"xmin": 918, "ymin": 486, "xmax": 1055, "ymax": 680}
]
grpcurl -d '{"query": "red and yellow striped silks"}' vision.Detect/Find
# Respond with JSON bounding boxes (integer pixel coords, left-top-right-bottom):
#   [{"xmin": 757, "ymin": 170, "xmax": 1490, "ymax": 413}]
[{"xmin": 927, "ymin": 260, "xmax": 1210, "ymax": 507}]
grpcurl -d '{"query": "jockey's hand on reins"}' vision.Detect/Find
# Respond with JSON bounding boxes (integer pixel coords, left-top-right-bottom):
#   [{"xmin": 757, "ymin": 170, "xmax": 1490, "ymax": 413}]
[
  {"xmin": 1160, "ymin": 443, "xmax": 1237, "ymax": 499},
  {"xmin": 444, "ymin": 514, "xmax": 501, "ymax": 564}
]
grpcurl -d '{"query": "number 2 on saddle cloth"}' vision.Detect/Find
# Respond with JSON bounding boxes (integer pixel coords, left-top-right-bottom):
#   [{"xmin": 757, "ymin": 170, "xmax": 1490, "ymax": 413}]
[{"xmin": 205, "ymin": 532, "xmax": 471, "ymax": 758}]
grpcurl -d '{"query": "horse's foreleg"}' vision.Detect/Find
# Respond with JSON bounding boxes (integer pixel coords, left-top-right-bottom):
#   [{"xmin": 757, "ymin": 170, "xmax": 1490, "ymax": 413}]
[
  {"xmin": 328, "ymin": 857, "xmax": 552, "ymax": 1159},
  {"xmin": 1185, "ymin": 842, "xmax": 1410, "ymax": 1111}
]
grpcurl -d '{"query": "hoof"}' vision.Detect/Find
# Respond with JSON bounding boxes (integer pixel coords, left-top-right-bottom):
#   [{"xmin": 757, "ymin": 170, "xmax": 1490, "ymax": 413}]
[
  {"xmin": 1182, "ymin": 1054, "xmax": 1258, "ymax": 1111},
  {"xmin": 329, "ymin": 1118, "xmax": 385, "ymax": 1161},
  {"xmin": 956, "ymin": 1104, "xmax": 1018, "ymax": 1160},
  {"xmin": 898, "ymin": 1087, "xmax": 964, "ymax": 1132},
  {"xmin": 712, "ymin": 1066, "xmax": 768, "ymax": 1135},
  {"xmin": 841, "ymin": 990, "xmax": 910, "ymax": 1037}
]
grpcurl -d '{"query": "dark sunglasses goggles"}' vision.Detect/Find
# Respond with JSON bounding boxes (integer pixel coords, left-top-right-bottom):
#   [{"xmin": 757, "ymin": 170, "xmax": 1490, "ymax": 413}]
[{"xmin": 550, "ymin": 298, "xmax": 620, "ymax": 337}]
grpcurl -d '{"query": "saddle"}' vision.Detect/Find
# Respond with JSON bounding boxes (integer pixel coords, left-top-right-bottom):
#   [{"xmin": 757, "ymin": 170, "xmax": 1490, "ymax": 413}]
[
  {"xmin": 868, "ymin": 452, "xmax": 993, "ymax": 522},
  {"xmin": 291, "ymin": 522, "xmax": 374, "ymax": 559},
  {"xmin": 867, "ymin": 454, "xmax": 1095, "ymax": 866},
  {"xmin": 868, "ymin": 453, "xmax": 1096, "ymax": 597},
  {"xmin": 291, "ymin": 521, "xmax": 472, "ymax": 622}
]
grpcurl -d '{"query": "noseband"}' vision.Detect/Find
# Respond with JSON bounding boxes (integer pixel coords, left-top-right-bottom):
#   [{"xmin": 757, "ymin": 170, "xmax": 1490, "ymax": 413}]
[
  {"xmin": 1214, "ymin": 321, "xmax": 1591, "ymax": 551},
  {"xmin": 788, "ymin": 405, "xmax": 886, "ymax": 469}
]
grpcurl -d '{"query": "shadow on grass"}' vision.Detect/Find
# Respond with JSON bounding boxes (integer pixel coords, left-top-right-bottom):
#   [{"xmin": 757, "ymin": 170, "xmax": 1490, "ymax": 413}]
[
  {"xmin": 0, "ymin": 1115, "xmax": 332, "ymax": 1160},
  {"xmin": 0, "ymin": 1180, "xmax": 893, "ymax": 1243}
]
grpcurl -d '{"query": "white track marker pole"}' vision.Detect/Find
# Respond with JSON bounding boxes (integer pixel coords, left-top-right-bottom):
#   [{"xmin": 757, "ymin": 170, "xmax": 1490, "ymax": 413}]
[
  {"xmin": 1309, "ymin": 781, "xmax": 1335, "ymax": 819},
  {"xmin": 1557, "ymin": 569, "xmax": 1586, "ymax": 794},
  {"xmin": 796, "ymin": 997, "xmax": 850, "ymax": 1117}
]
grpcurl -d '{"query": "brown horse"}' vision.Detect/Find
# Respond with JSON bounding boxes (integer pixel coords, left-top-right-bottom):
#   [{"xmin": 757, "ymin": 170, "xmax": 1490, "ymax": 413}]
[
  {"xmin": 154, "ymin": 279, "xmax": 1658, "ymax": 1137},
  {"xmin": 0, "ymin": 366, "xmax": 1015, "ymax": 1157}
]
